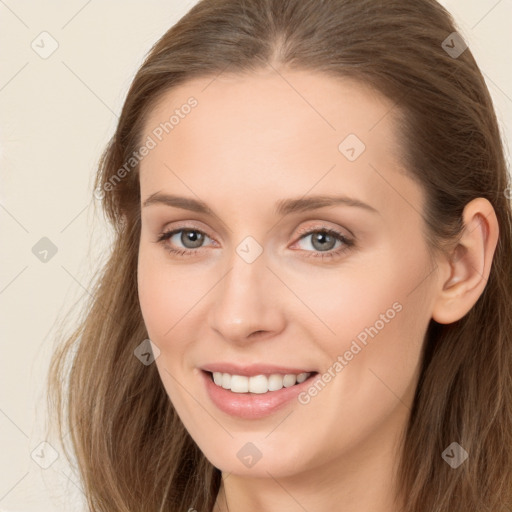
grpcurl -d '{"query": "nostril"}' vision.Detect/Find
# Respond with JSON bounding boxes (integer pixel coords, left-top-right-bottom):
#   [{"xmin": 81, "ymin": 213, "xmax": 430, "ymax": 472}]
[{"xmin": 249, "ymin": 330, "xmax": 268, "ymax": 339}]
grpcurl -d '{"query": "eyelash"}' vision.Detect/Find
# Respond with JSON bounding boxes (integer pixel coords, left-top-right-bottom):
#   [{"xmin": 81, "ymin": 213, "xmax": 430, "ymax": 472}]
[{"xmin": 155, "ymin": 225, "xmax": 355, "ymax": 261}]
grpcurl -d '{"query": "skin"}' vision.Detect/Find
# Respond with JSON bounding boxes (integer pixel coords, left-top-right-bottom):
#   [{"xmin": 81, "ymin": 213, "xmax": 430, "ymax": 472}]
[{"xmin": 136, "ymin": 68, "xmax": 499, "ymax": 512}]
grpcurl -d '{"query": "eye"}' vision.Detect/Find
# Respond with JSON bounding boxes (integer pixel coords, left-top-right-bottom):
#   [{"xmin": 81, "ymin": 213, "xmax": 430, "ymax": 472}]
[
  {"xmin": 293, "ymin": 227, "xmax": 355, "ymax": 260},
  {"xmin": 155, "ymin": 227, "xmax": 215, "ymax": 256},
  {"xmin": 154, "ymin": 225, "xmax": 355, "ymax": 260}
]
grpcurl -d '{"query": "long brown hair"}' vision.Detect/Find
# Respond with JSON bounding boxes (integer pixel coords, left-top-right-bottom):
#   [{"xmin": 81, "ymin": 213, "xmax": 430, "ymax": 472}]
[{"xmin": 47, "ymin": 0, "xmax": 512, "ymax": 510}]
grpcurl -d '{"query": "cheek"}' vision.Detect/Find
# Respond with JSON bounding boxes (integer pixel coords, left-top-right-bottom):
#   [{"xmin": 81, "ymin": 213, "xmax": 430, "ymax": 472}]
[
  {"xmin": 288, "ymin": 261, "xmax": 405, "ymax": 349},
  {"xmin": 137, "ymin": 254, "xmax": 166, "ymax": 339},
  {"xmin": 305, "ymin": 248, "xmax": 430, "ymax": 394},
  {"xmin": 137, "ymin": 252, "xmax": 196, "ymax": 406},
  {"xmin": 137, "ymin": 248, "xmax": 215, "ymax": 359},
  {"xmin": 137, "ymin": 247, "xmax": 186, "ymax": 341}
]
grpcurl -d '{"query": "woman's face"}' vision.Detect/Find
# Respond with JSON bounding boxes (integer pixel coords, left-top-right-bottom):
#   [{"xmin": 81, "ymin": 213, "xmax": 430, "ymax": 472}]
[{"xmin": 137, "ymin": 69, "xmax": 442, "ymax": 479}]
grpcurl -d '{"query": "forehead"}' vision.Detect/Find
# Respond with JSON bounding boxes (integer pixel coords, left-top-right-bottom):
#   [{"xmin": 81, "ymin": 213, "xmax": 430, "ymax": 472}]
[
  {"xmin": 142, "ymin": 69, "xmax": 400, "ymax": 154},
  {"xmin": 138, "ymin": 69, "xmax": 421, "ymax": 219}
]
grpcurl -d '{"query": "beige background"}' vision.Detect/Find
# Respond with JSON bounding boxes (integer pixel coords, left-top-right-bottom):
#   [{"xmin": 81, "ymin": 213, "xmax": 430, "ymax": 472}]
[{"xmin": 1, "ymin": 1, "xmax": 511, "ymax": 510}]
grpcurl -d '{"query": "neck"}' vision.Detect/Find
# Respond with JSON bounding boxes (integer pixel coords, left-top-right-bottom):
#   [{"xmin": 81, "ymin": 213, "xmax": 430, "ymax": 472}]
[{"xmin": 212, "ymin": 410, "xmax": 408, "ymax": 512}]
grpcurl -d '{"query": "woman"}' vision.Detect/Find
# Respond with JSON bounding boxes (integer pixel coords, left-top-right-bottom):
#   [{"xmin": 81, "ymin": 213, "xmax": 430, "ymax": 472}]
[{"xmin": 47, "ymin": 0, "xmax": 512, "ymax": 510}]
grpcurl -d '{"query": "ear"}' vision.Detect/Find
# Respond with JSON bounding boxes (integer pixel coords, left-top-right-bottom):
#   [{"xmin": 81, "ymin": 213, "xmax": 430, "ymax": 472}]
[{"xmin": 431, "ymin": 198, "xmax": 499, "ymax": 324}]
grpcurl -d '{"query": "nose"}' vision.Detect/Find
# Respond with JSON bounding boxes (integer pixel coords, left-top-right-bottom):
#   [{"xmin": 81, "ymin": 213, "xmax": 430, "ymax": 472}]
[{"xmin": 208, "ymin": 247, "xmax": 286, "ymax": 344}]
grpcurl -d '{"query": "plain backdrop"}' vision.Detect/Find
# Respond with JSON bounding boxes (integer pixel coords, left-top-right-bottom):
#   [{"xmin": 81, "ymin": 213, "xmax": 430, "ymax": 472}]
[{"xmin": 1, "ymin": 1, "xmax": 511, "ymax": 510}]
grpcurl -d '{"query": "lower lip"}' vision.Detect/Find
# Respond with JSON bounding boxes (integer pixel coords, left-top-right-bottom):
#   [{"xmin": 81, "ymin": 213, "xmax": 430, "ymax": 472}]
[{"xmin": 201, "ymin": 370, "xmax": 318, "ymax": 419}]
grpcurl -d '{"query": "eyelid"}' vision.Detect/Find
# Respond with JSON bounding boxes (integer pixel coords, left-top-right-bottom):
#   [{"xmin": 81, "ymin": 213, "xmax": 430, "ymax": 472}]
[
  {"xmin": 155, "ymin": 222, "xmax": 350, "ymax": 244},
  {"xmin": 293, "ymin": 222, "xmax": 352, "ymax": 240},
  {"xmin": 156, "ymin": 220, "xmax": 216, "ymax": 241},
  {"xmin": 155, "ymin": 225, "xmax": 217, "ymax": 248},
  {"xmin": 290, "ymin": 224, "xmax": 354, "ymax": 256},
  {"xmin": 155, "ymin": 221, "xmax": 355, "ymax": 259}
]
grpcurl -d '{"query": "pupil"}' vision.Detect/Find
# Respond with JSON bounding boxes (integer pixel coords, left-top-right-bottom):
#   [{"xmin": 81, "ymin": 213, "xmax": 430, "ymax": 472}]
[
  {"xmin": 182, "ymin": 230, "xmax": 204, "ymax": 248},
  {"xmin": 312, "ymin": 232, "xmax": 335, "ymax": 251}
]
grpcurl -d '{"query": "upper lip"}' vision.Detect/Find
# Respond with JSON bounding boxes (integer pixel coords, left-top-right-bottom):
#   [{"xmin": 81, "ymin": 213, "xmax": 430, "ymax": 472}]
[{"xmin": 201, "ymin": 362, "xmax": 316, "ymax": 377}]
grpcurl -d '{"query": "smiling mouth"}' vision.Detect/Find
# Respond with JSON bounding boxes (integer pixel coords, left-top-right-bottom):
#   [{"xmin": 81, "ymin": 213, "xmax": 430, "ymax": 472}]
[{"xmin": 205, "ymin": 370, "xmax": 318, "ymax": 394}]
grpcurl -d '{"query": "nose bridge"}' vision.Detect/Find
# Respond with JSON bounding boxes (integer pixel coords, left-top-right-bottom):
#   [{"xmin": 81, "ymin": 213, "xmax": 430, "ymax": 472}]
[{"xmin": 209, "ymin": 241, "xmax": 283, "ymax": 341}]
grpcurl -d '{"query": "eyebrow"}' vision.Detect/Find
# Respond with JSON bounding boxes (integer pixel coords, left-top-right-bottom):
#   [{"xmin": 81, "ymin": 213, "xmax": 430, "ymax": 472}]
[{"xmin": 142, "ymin": 192, "xmax": 379, "ymax": 216}]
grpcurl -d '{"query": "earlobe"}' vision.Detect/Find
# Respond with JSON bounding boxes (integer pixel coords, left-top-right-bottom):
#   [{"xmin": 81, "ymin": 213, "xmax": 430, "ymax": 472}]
[{"xmin": 431, "ymin": 198, "xmax": 499, "ymax": 325}]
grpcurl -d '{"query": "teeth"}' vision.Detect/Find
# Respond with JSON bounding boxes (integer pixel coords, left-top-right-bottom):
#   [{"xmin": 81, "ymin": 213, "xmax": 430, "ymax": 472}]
[
  {"xmin": 213, "ymin": 372, "xmax": 223, "ymax": 386},
  {"xmin": 231, "ymin": 375, "xmax": 249, "ymax": 393},
  {"xmin": 211, "ymin": 372, "xmax": 312, "ymax": 393},
  {"xmin": 283, "ymin": 374, "xmax": 296, "ymax": 387},
  {"xmin": 296, "ymin": 372, "xmax": 309, "ymax": 383},
  {"xmin": 268, "ymin": 374, "xmax": 283, "ymax": 391},
  {"xmin": 249, "ymin": 375, "xmax": 267, "ymax": 394}
]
